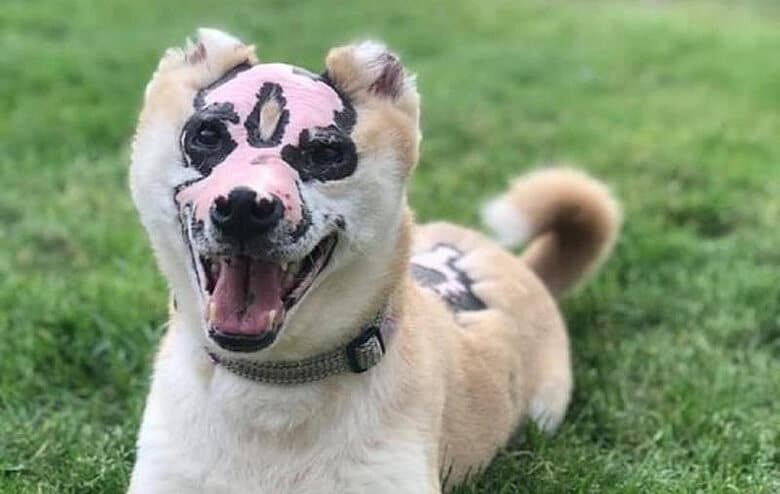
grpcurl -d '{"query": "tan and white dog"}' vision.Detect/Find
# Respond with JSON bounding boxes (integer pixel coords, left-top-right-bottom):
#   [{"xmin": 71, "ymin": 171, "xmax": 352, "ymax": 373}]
[{"xmin": 128, "ymin": 28, "xmax": 620, "ymax": 493}]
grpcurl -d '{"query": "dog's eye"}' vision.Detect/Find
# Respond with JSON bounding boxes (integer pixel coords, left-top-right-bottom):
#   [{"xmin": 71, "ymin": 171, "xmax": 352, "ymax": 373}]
[
  {"xmin": 192, "ymin": 122, "xmax": 223, "ymax": 149},
  {"xmin": 309, "ymin": 143, "xmax": 344, "ymax": 167}
]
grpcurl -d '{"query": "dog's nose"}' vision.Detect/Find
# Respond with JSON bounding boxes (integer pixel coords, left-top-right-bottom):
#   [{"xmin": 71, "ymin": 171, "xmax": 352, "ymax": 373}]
[{"xmin": 210, "ymin": 187, "xmax": 284, "ymax": 241}]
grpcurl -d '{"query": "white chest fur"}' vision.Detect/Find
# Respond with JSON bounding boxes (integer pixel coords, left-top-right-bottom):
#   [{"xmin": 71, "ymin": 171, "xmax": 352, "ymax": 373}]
[{"xmin": 129, "ymin": 329, "xmax": 434, "ymax": 494}]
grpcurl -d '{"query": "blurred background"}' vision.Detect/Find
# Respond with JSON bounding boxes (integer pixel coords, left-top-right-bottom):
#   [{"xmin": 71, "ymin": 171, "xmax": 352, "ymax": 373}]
[{"xmin": 0, "ymin": 1, "xmax": 778, "ymax": 492}]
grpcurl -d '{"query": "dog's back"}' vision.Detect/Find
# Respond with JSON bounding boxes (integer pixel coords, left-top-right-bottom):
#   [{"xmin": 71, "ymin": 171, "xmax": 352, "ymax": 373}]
[{"xmin": 408, "ymin": 168, "xmax": 620, "ymax": 486}]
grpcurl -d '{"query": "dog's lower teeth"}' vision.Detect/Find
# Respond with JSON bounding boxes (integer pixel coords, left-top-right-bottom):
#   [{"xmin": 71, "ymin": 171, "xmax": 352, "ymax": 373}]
[
  {"xmin": 268, "ymin": 310, "xmax": 277, "ymax": 327},
  {"xmin": 207, "ymin": 300, "xmax": 216, "ymax": 322}
]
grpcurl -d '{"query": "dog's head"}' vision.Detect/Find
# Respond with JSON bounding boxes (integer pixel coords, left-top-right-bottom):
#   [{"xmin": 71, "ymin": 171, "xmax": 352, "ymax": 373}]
[{"xmin": 131, "ymin": 29, "xmax": 419, "ymax": 356}]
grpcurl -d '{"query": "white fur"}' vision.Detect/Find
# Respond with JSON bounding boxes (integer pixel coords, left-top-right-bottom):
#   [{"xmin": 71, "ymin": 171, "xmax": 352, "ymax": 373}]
[
  {"xmin": 481, "ymin": 195, "xmax": 531, "ymax": 247},
  {"xmin": 129, "ymin": 316, "xmax": 434, "ymax": 494}
]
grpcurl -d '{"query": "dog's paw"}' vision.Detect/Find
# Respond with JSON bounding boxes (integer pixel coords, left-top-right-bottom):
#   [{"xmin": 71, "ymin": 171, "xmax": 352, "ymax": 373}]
[{"xmin": 529, "ymin": 380, "xmax": 571, "ymax": 434}]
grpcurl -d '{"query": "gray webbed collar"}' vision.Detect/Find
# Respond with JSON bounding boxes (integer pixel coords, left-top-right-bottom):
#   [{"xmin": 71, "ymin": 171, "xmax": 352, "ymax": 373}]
[{"xmin": 207, "ymin": 312, "xmax": 395, "ymax": 385}]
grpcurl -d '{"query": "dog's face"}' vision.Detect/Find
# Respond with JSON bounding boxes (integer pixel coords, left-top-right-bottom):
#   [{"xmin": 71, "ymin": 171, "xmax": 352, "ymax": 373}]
[{"xmin": 131, "ymin": 30, "xmax": 419, "ymax": 356}]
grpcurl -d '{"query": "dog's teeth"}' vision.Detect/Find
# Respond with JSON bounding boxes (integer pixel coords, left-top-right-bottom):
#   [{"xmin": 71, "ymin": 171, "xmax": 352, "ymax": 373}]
[
  {"xmin": 207, "ymin": 300, "xmax": 216, "ymax": 321},
  {"xmin": 279, "ymin": 262, "xmax": 288, "ymax": 272},
  {"xmin": 268, "ymin": 310, "xmax": 277, "ymax": 326}
]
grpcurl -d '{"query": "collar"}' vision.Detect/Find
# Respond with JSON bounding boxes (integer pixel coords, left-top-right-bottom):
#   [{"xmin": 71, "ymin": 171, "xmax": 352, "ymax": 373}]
[{"xmin": 207, "ymin": 311, "xmax": 396, "ymax": 385}]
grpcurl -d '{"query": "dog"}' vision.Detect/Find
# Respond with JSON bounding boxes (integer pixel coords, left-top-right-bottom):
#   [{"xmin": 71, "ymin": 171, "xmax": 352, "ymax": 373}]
[{"xmin": 128, "ymin": 28, "xmax": 620, "ymax": 493}]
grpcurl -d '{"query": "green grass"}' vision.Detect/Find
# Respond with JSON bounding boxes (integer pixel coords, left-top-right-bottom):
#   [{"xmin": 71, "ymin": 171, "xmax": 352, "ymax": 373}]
[{"xmin": 1, "ymin": 0, "xmax": 779, "ymax": 492}]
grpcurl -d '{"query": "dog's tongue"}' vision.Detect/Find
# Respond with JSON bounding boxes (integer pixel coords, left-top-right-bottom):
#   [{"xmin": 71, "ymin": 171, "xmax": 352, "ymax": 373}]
[{"xmin": 210, "ymin": 257, "xmax": 284, "ymax": 335}]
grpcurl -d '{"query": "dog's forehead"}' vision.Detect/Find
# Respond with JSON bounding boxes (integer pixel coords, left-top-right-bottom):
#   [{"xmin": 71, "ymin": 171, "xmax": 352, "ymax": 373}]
[{"xmin": 202, "ymin": 63, "xmax": 344, "ymax": 122}]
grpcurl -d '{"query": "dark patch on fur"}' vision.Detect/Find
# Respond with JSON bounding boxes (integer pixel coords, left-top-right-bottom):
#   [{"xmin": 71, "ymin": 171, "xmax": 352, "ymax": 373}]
[
  {"xmin": 181, "ymin": 102, "xmax": 239, "ymax": 175},
  {"xmin": 245, "ymin": 82, "xmax": 290, "ymax": 148},
  {"xmin": 411, "ymin": 264, "xmax": 447, "ymax": 286},
  {"xmin": 411, "ymin": 243, "xmax": 487, "ymax": 312},
  {"xmin": 186, "ymin": 43, "xmax": 207, "ymax": 65},
  {"xmin": 368, "ymin": 53, "xmax": 404, "ymax": 99},
  {"xmin": 333, "ymin": 99, "xmax": 356, "ymax": 134},
  {"xmin": 319, "ymin": 71, "xmax": 357, "ymax": 133},
  {"xmin": 280, "ymin": 126, "xmax": 357, "ymax": 182}
]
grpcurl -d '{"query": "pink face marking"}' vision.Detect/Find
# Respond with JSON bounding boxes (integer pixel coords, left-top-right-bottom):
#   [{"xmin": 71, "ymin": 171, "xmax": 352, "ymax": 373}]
[{"xmin": 175, "ymin": 63, "xmax": 356, "ymax": 227}]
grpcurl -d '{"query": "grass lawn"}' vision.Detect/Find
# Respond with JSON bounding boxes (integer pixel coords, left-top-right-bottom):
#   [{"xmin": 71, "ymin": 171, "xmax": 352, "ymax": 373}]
[{"xmin": 1, "ymin": 0, "xmax": 779, "ymax": 492}]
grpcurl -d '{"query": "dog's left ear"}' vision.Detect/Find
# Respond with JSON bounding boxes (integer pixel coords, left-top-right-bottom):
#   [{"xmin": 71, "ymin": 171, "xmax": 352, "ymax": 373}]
[{"xmin": 324, "ymin": 41, "xmax": 419, "ymax": 122}]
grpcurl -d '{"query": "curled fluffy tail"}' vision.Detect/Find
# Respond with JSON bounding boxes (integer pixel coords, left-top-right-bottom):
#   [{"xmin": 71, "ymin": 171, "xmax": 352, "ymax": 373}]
[{"xmin": 481, "ymin": 167, "xmax": 621, "ymax": 297}]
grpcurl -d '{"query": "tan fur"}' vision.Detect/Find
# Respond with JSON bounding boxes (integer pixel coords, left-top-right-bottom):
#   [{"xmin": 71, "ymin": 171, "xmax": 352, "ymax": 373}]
[
  {"xmin": 129, "ymin": 30, "xmax": 621, "ymax": 493},
  {"xmin": 135, "ymin": 29, "xmax": 257, "ymax": 135},
  {"xmin": 489, "ymin": 168, "xmax": 621, "ymax": 297},
  {"xmin": 394, "ymin": 220, "xmax": 574, "ymax": 487},
  {"xmin": 325, "ymin": 42, "xmax": 420, "ymax": 125},
  {"xmin": 352, "ymin": 102, "xmax": 420, "ymax": 176}
]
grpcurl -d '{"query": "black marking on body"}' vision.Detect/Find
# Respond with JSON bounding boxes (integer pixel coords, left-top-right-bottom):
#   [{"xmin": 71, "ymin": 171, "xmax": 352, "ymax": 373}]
[
  {"xmin": 410, "ymin": 264, "xmax": 447, "ymax": 286},
  {"xmin": 181, "ymin": 102, "xmax": 239, "ymax": 176},
  {"xmin": 411, "ymin": 243, "xmax": 487, "ymax": 312},
  {"xmin": 280, "ymin": 126, "xmax": 357, "ymax": 182},
  {"xmin": 245, "ymin": 82, "xmax": 289, "ymax": 148}
]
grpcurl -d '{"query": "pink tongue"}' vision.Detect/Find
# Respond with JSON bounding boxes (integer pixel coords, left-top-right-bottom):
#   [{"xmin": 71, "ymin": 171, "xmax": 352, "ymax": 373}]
[{"xmin": 210, "ymin": 257, "xmax": 284, "ymax": 335}]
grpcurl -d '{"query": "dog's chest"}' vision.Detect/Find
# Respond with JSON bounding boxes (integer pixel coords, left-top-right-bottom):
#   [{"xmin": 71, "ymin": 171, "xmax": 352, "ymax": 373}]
[
  {"xmin": 136, "ymin": 409, "xmax": 428, "ymax": 493},
  {"xmin": 196, "ymin": 437, "xmax": 427, "ymax": 494},
  {"xmin": 131, "ymin": 357, "xmax": 430, "ymax": 493}
]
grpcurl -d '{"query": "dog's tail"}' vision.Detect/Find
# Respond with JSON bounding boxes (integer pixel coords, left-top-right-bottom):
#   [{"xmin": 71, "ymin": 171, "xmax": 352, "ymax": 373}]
[{"xmin": 481, "ymin": 167, "xmax": 621, "ymax": 298}]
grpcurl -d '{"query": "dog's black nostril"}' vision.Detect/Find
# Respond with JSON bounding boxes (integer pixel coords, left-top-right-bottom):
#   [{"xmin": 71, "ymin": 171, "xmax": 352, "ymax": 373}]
[
  {"xmin": 252, "ymin": 197, "xmax": 277, "ymax": 221},
  {"xmin": 212, "ymin": 195, "xmax": 233, "ymax": 222},
  {"xmin": 210, "ymin": 187, "xmax": 284, "ymax": 242}
]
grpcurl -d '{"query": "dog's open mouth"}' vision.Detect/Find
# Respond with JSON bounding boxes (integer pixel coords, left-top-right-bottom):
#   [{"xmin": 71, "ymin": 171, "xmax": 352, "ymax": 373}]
[{"xmin": 198, "ymin": 234, "xmax": 337, "ymax": 352}]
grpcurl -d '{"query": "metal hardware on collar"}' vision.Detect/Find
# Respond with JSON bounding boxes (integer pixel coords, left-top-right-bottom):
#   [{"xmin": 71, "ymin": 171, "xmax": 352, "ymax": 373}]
[
  {"xmin": 345, "ymin": 324, "xmax": 385, "ymax": 373},
  {"xmin": 207, "ymin": 312, "xmax": 394, "ymax": 385}
]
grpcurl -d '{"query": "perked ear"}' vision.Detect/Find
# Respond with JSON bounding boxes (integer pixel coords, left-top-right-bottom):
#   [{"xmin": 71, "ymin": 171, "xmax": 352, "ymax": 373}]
[
  {"xmin": 324, "ymin": 41, "xmax": 419, "ymax": 119},
  {"xmin": 152, "ymin": 28, "xmax": 258, "ymax": 91}
]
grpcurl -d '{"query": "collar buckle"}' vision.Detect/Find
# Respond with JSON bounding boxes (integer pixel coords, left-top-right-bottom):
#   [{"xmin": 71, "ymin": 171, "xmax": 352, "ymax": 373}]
[{"xmin": 345, "ymin": 324, "xmax": 385, "ymax": 373}]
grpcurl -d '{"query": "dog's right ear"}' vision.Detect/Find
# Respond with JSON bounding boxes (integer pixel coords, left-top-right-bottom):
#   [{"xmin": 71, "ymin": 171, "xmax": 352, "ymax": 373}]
[
  {"xmin": 324, "ymin": 41, "xmax": 419, "ymax": 122},
  {"xmin": 144, "ymin": 28, "xmax": 258, "ymax": 104}
]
